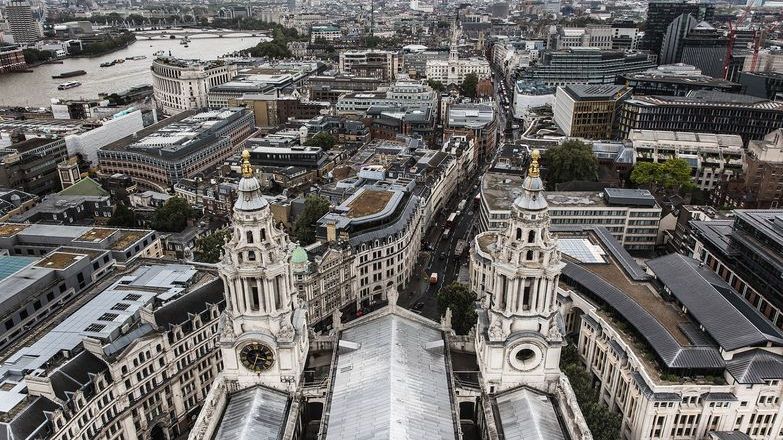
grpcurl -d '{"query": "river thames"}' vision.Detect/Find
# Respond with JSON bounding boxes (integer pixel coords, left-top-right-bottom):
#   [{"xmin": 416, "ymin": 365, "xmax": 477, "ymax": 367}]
[{"xmin": 0, "ymin": 32, "xmax": 267, "ymax": 107}]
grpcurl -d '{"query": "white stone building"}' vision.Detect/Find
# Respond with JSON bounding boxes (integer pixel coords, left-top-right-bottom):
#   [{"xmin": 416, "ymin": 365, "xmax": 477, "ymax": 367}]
[
  {"xmin": 628, "ymin": 130, "xmax": 745, "ymax": 191},
  {"xmin": 151, "ymin": 58, "xmax": 238, "ymax": 116}
]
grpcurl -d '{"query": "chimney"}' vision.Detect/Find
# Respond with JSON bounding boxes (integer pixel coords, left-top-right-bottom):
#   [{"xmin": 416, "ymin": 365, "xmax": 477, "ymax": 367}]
[{"xmin": 326, "ymin": 221, "xmax": 337, "ymax": 242}]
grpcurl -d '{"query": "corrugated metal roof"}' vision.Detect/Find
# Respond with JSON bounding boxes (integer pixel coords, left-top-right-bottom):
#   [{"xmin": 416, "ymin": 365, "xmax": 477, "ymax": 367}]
[
  {"xmin": 496, "ymin": 388, "xmax": 566, "ymax": 440},
  {"xmin": 324, "ymin": 313, "xmax": 456, "ymax": 440},
  {"xmin": 562, "ymin": 263, "xmax": 724, "ymax": 370},
  {"xmin": 648, "ymin": 254, "xmax": 783, "ymax": 351},
  {"xmin": 213, "ymin": 386, "xmax": 289, "ymax": 440},
  {"xmin": 709, "ymin": 431, "xmax": 753, "ymax": 440}
]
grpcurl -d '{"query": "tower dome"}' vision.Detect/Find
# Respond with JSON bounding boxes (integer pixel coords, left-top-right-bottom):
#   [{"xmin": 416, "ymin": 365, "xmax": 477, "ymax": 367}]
[
  {"xmin": 291, "ymin": 246, "xmax": 308, "ymax": 264},
  {"xmin": 514, "ymin": 149, "xmax": 547, "ymax": 211},
  {"xmin": 234, "ymin": 149, "xmax": 269, "ymax": 212}
]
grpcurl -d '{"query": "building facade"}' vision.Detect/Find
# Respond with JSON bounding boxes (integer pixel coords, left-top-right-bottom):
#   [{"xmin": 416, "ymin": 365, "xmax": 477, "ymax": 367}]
[
  {"xmin": 151, "ymin": 58, "xmax": 238, "ymax": 116},
  {"xmin": 552, "ymin": 84, "xmax": 631, "ymax": 139},
  {"xmin": 618, "ymin": 91, "xmax": 783, "ymax": 145}
]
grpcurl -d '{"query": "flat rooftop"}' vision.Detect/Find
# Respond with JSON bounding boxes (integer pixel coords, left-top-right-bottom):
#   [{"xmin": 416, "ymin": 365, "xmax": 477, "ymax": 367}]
[
  {"xmin": 481, "ymin": 172, "xmax": 525, "ymax": 212},
  {"xmin": 0, "ymin": 224, "xmax": 28, "ymax": 238},
  {"xmin": 76, "ymin": 228, "xmax": 116, "ymax": 242},
  {"xmin": 346, "ymin": 189, "xmax": 393, "ymax": 218},
  {"xmin": 34, "ymin": 251, "xmax": 88, "ymax": 270},
  {"xmin": 562, "ymin": 84, "xmax": 629, "ymax": 101}
]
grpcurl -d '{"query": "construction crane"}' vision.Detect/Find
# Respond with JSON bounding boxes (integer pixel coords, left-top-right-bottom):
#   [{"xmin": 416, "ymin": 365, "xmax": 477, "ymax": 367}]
[{"xmin": 723, "ymin": 4, "xmax": 758, "ymax": 79}]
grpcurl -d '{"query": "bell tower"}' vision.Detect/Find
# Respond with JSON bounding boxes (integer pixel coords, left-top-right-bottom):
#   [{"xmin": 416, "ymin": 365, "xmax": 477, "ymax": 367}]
[
  {"xmin": 472, "ymin": 150, "xmax": 565, "ymax": 393},
  {"xmin": 217, "ymin": 150, "xmax": 308, "ymax": 392}
]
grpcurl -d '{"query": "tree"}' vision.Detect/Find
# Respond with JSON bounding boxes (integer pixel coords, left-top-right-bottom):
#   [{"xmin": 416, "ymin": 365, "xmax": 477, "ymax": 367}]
[
  {"xmin": 427, "ymin": 79, "xmax": 446, "ymax": 93},
  {"xmin": 560, "ymin": 344, "xmax": 622, "ymax": 440},
  {"xmin": 460, "ymin": 73, "xmax": 479, "ymax": 99},
  {"xmin": 630, "ymin": 159, "xmax": 695, "ymax": 193},
  {"xmin": 195, "ymin": 230, "xmax": 230, "ymax": 263},
  {"xmin": 436, "ymin": 283, "xmax": 477, "ymax": 335},
  {"xmin": 304, "ymin": 132, "xmax": 337, "ymax": 150},
  {"xmin": 151, "ymin": 197, "xmax": 195, "ymax": 233},
  {"xmin": 107, "ymin": 204, "xmax": 136, "ymax": 228},
  {"xmin": 542, "ymin": 140, "xmax": 598, "ymax": 187},
  {"xmin": 293, "ymin": 195, "xmax": 331, "ymax": 245},
  {"xmin": 22, "ymin": 48, "xmax": 53, "ymax": 64}
]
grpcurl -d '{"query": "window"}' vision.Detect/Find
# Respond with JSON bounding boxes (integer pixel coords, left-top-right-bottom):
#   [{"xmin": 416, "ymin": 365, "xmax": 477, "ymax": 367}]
[
  {"xmin": 246, "ymin": 231, "xmax": 253, "ymax": 244},
  {"xmin": 112, "ymin": 303, "xmax": 131, "ymax": 311},
  {"xmin": 528, "ymin": 230, "xmax": 536, "ymax": 243},
  {"xmin": 124, "ymin": 294, "xmax": 142, "ymax": 301}
]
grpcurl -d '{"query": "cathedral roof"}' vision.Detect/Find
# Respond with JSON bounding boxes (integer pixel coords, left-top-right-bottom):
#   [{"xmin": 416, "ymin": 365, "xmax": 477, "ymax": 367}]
[
  {"xmin": 495, "ymin": 387, "xmax": 566, "ymax": 440},
  {"xmin": 323, "ymin": 312, "xmax": 457, "ymax": 439},
  {"xmin": 212, "ymin": 385, "xmax": 290, "ymax": 440}
]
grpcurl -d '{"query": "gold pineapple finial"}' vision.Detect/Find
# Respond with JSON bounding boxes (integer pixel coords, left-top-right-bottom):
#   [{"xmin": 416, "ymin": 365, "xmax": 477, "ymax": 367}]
[
  {"xmin": 528, "ymin": 149, "xmax": 540, "ymax": 178},
  {"xmin": 241, "ymin": 149, "xmax": 252, "ymax": 178}
]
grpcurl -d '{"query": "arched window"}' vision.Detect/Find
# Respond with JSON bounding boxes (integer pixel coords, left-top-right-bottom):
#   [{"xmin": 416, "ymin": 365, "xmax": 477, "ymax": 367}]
[
  {"xmin": 516, "ymin": 228, "xmax": 522, "ymax": 240},
  {"xmin": 260, "ymin": 228, "xmax": 266, "ymax": 241},
  {"xmin": 528, "ymin": 230, "xmax": 536, "ymax": 243},
  {"xmin": 246, "ymin": 231, "xmax": 253, "ymax": 244},
  {"xmin": 527, "ymin": 250, "xmax": 534, "ymax": 261},
  {"xmin": 248, "ymin": 251, "xmax": 256, "ymax": 261}
]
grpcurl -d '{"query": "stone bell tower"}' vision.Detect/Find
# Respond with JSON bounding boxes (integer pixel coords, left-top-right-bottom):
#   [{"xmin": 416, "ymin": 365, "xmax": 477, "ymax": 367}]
[
  {"xmin": 472, "ymin": 150, "xmax": 565, "ymax": 393},
  {"xmin": 217, "ymin": 150, "xmax": 309, "ymax": 392}
]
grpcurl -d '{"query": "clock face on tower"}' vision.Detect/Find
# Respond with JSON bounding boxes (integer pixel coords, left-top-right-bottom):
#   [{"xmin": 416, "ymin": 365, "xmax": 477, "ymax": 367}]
[{"xmin": 239, "ymin": 342, "xmax": 275, "ymax": 372}]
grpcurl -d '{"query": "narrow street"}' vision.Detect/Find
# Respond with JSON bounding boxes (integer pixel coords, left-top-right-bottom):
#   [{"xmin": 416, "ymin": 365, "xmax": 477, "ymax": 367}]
[{"xmin": 400, "ymin": 61, "xmax": 514, "ymax": 321}]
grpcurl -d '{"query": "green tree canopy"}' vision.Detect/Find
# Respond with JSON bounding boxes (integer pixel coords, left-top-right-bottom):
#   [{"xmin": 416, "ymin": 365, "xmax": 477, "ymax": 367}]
[
  {"xmin": 436, "ymin": 283, "xmax": 477, "ymax": 335},
  {"xmin": 107, "ymin": 204, "xmax": 136, "ymax": 228},
  {"xmin": 195, "ymin": 230, "xmax": 230, "ymax": 263},
  {"xmin": 560, "ymin": 344, "xmax": 622, "ymax": 440},
  {"xmin": 460, "ymin": 73, "xmax": 479, "ymax": 99},
  {"xmin": 542, "ymin": 140, "xmax": 598, "ymax": 187},
  {"xmin": 293, "ymin": 195, "xmax": 331, "ymax": 245},
  {"xmin": 151, "ymin": 197, "xmax": 195, "ymax": 233},
  {"xmin": 304, "ymin": 132, "xmax": 337, "ymax": 150},
  {"xmin": 22, "ymin": 48, "xmax": 53, "ymax": 64},
  {"xmin": 630, "ymin": 159, "xmax": 695, "ymax": 193},
  {"xmin": 427, "ymin": 79, "xmax": 445, "ymax": 93}
]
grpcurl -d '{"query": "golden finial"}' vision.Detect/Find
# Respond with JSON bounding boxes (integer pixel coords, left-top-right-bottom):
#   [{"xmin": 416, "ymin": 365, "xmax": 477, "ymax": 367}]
[
  {"xmin": 241, "ymin": 149, "xmax": 252, "ymax": 178},
  {"xmin": 528, "ymin": 149, "xmax": 540, "ymax": 178}
]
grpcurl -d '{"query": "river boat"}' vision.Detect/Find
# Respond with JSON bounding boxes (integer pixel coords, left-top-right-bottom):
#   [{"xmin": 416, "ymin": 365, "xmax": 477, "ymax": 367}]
[
  {"xmin": 57, "ymin": 81, "xmax": 81, "ymax": 90},
  {"xmin": 52, "ymin": 70, "xmax": 86, "ymax": 79}
]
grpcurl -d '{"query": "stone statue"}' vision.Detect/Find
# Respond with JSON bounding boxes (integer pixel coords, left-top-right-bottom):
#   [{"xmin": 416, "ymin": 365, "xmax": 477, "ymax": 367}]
[
  {"xmin": 441, "ymin": 307, "xmax": 453, "ymax": 330},
  {"xmin": 278, "ymin": 319, "xmax": 295, "ymax": 342},
  {"xmin": 387, "ymin": 286, "xmax": 399, "ymax": 307},
  {"xmin": 488, "ymin": 318, "xmax": 505, "ymax": 341},
  {"xmin": 547, "ymin": 318, "xmax": 562, "ymax": 341},
  {"xmin": 332, "ymin": 309, "xmax": 343, "ymax": 331},
  {"xmin": 219, "ymin": 315, "xmax": 235, "ymax": 341}
]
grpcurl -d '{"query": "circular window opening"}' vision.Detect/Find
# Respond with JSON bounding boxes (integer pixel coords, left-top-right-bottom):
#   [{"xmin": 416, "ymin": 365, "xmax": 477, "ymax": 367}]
[{"xmin": 516, "ymin": 348, "xmax": 535, "ymax": 362}]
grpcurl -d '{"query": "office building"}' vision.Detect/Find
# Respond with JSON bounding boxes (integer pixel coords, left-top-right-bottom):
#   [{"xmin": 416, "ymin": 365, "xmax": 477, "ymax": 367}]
[
  {"xmin": 0, "ymin": 263, "xmax": 223, "ymax": 440},
  {"xmin": 641, "ymin": 1, "xmax": 715, "ymax": 52},
  {"xmin": 552, "ymin": 84, "xmax": 631, "ymax": 139},
  {"xmin": 716, "ymin": 129, "xmax": 783, "ymax": 209},
  {"xmin": 515, "ymin": 49, "xmax": 655, "ymax": 86},
  {"xmin": 617, "ymin": 64, "xmax": 741, "ymax": 97},
  {"xmin": 4, "ymin": 1, "xmax": 41, "ymax": 44},
  {"xmin": 679, "ymin": 22, "xmax": 729, "ymax": 80},
  {"xmin": 151, "ymin": 58, "xmax": 238, "ymax": 115},
  {"xmin": 691, "ymin": 209, "xmax": 783, "ymax": 330},
  {"xmin": 628, "ymin": 130, "xmax": 745, "ymax": 191},
  {"xmin": 0, "ymin": 45, "xmax": 25, "ymax": 73},
  {"xmin": 619, "ymin": 91, "xmax": 783, "ymax": 145},
  {"xmin": 338, "ymin": 49, "xmax": 399, "ymax": 81},
  {"xmin": 0, "ymin": 137, "xmax": 69, "ymax": 196},
  {"xmin": 739, "ymin": 71, "xmax": 783, "ymax": 101},
  {"xmin": 98, "ymin": 108, "xmax": 254, "ymax": 190},
  {"xmin": 559, "ymin": 230, "xmax": 783, "ymax": 440},
  {"xmin": 444, "ymin": 103, "xmax": 497, "ymax": 161},
  {"xmin": 659, "ymin": 13, "xmax": 698, "ymax": 65},
  {"xmin": 305, "ymin": 75, "xmax": 387, "ymax": 104},
  {"xmin": 512, "ymin": 81, "xmax": 556, "ymax": 118},
  {"xmin": 0, "ymin": 188, "xmax": 36, "ymax": 221},
  {"xmin": 548, "ymin": 25, "xmax": 614, "ymax": 50}
]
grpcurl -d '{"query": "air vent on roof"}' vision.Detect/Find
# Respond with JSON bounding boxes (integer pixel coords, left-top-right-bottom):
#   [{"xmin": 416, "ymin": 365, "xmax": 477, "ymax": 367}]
[
  {"xmin": 123, "ymin": 293, "xmax": 142, "ymax": 301},
  {"xmin": 84, "ymin": 323, "xmax": 106, "ymax": 333}
]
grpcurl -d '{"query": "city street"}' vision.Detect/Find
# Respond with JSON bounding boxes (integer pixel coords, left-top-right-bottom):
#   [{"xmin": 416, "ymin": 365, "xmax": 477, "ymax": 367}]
[{"xmin": 402, "ymin": 176, "xmax": 483, "ymax": 320}]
